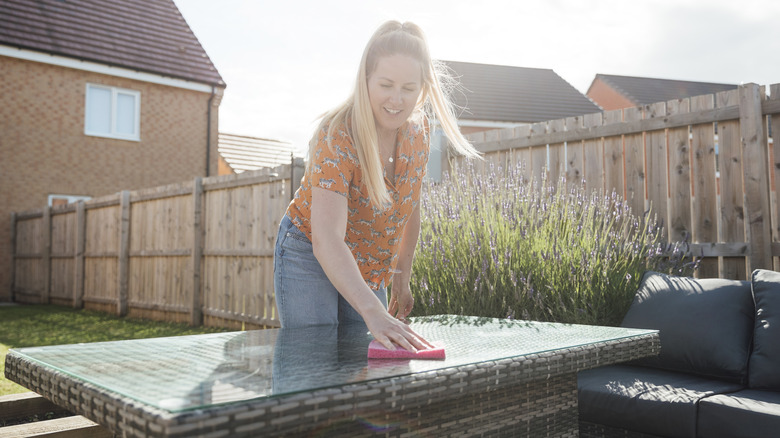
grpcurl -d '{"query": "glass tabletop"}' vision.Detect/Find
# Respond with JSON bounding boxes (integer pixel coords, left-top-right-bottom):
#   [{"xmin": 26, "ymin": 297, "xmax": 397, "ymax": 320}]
[{"xmin": 11, "ymin": 315, "xmax": 655, "ymax": 413}]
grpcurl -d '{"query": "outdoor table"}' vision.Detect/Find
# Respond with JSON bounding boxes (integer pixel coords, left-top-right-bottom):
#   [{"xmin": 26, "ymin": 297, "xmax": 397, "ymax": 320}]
[{"xmin": 5, "ymin": 315, "xmax": 658, "ymax": 437}]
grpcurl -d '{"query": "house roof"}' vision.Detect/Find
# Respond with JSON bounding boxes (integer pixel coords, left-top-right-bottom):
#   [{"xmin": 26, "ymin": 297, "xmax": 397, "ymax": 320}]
[
  {"xmin": 0, "ymin": 0, "xmax": 224, "ymax": 87},
  {"xmin": 443, "ymin": 61, "xmax": 601, "ymax": 123},
  {"xmin": 218, "ymin": 133, "xmax": 295, "ymax": 174},
  {"xmin": 590, "ymin": 74, "xmax": 737, "ymax": 106}
]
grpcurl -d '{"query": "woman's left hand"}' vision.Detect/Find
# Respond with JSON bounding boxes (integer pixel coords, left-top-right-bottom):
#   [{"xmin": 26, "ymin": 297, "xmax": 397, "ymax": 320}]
[{"xmin": 388, "ymin": 282, "xmax": 415, "ymax": 323}]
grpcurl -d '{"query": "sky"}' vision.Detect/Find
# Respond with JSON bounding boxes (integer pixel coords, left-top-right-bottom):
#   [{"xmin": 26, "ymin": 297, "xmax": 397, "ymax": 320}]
[{"xmin": 173, "ymin": 0, "xmax": 780, "ymax": 154}]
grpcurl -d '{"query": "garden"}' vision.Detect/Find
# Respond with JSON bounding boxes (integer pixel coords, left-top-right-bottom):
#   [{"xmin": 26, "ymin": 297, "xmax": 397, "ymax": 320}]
[{"xmin": 410, "ymin": 161, "xmax": 696, "ymax": 326}]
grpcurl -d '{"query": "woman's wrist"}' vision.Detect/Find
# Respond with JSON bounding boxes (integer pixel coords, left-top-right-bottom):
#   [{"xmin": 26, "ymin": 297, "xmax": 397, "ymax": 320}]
[
  {"xmin": 354, "ymin": 290, "xmax": 388, "ymax": 316},
  {"xmin": 391, "ymin": 268, "xmax": 411, "ymax": 286}
]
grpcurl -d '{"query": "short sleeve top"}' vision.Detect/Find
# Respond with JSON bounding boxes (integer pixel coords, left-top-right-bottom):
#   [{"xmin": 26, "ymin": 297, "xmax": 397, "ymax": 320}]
[{"xmin": 285, "ymin": 118, "xmax": 430, "ymax": 290}]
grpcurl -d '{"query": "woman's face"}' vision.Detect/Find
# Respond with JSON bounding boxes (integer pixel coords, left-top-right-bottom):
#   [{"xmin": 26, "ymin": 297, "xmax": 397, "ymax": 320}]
[{"xmin": 367, "ymin": 54, "xmax": 423, "ymax": 137}]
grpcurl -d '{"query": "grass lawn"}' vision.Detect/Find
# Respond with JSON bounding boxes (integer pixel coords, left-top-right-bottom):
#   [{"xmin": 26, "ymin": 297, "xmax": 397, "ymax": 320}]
[{"xmin": 0, "ymin": 304, "xmax": 230, "ymax": 396}]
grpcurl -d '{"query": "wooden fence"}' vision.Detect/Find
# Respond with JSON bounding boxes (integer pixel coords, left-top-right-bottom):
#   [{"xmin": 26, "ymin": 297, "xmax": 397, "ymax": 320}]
[
  {"xmin": 10, "ymin": 83, "xmax": 779, "ymax": 328},
  {"xmin": 457, "ymin": 82, "xmax": 779, "ymax": 280},
  {"xmin": 10, "ymin": 161, "xmax": 304, "ymax": 329}
]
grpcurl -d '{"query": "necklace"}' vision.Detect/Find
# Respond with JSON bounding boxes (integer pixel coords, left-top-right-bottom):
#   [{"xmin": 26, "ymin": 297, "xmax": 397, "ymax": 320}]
[
  {"xmin": 380, "ymin": 134, "xmax": 397, "ymax": 163},
  {"xmin": 379, "ymin": 129, "xmax": 398, "ymax": 163}
]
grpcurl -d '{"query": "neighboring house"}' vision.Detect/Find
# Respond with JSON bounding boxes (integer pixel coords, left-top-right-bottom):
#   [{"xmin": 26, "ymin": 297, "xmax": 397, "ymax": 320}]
[
  {"xmin": 430, "ymin": 61, "xmax": 602, "ymax": 179},
  {"xmin": 217, "ymin": 133, "xmax": 296, "ymax": 176},
  {"xmin": 0, "ymin": 0, "xmax": 226, "ymax": 301},
  {"xmin": 444, "ymin": 60, "xmax": 602, "ymax": 132},
  {"xmin": 587, "ymin": 74, "xmax": 737, "ymax": 111}
]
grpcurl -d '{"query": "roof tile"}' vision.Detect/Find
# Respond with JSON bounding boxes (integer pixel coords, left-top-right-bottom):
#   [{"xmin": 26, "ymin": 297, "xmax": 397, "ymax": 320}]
[
  {"xmin": 444, "ymin": 61, "xmax": 601, "ymax": 123},
  {"xmin": 218, "ymin": 133, "xmax": 295, "ymax": 173},
  {"xmin": 0, "ymin": 0, "xmax": 224, "ymax": 86},
  {"xmin": 593, "ymin": 74, "xmax": 737, "ymax": 106}
]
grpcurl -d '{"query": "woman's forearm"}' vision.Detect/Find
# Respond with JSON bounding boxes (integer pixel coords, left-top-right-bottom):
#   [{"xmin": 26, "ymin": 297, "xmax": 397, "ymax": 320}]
[
  {"xmin": 394, "ymin": 206, "xmax": 421, "ymax": 284},
  {"xmin": 310, "ymin": 188, "xmax": 385, "ymax": 317}
]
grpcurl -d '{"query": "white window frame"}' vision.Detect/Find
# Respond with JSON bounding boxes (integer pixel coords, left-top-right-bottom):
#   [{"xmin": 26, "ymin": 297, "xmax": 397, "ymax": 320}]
[
  {"xmin": 48, "ymin": 194, "xmax": 92, "ymax": 207},
  {"xmin": 84, "ymin": 84, "xmax": 141, "ymax": 141}
]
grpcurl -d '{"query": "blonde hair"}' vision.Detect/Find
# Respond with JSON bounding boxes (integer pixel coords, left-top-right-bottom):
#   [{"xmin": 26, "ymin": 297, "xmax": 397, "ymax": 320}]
[{"xmin": 309, "ymin": 20, "xmax": 480, "ymax": 208}]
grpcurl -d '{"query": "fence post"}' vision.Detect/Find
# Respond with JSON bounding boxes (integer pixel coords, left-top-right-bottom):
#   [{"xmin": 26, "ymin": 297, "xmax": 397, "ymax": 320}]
[
  {"xmin": 191, "ymin": 178, "xmax": 204, "ymax": 326},
  {"xmin": 42, "ymin": 205, "xmax": 51, "ymax": 304},
  {"xmin": 289, "ymin": 157, "xmax": 305, "ymax": 200},
  {"xmin": 739, "ymin": 83, "xmax": 771, "ymax": 272},
  {"xmin": 73, "ymin": 201, "xmax": 86, "ymax": 309},
  {"xmin": 771, "ymin": 83, "xmax": 780, "ymax": 272},
  {"xmin": 10, "ymin": 212, "xmax": 16, "ymax": 302},
  {"xmin": 289, "ymin": 153, "xmax": 295, "ymax": 201},
  {"xmin": 118, "ymin": 191, "xmax": 130, "ymax": 317}
]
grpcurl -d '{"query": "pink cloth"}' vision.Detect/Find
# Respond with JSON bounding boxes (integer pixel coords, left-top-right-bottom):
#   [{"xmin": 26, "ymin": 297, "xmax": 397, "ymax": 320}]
[{"xmin": 367, "ymin": 340, "xmax": 446, "ymax": 360}]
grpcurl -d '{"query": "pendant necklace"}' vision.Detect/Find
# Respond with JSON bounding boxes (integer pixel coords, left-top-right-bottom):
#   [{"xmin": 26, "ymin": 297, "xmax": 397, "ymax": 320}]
[{"xmin": 382, "ymin": 130, "xmax": 398, "ymax": 163}]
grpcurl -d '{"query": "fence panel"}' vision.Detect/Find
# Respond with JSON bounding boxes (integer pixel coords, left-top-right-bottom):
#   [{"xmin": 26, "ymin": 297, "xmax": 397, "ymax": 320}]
[
  {"xmin": 200, "ymin": 169, "xmax": 290, "ymax": 329},
  {"xmin": 739, "ymin": 85, "xmax": 772, "ymax": 273},
  {"xmin": 83, "ymin": 203, "xmax": 121, "ymax": 310},
  {"xmin": 716, "ymin": 89, "xmax": 747, "ymax": 279},
  {"xmin": 565, "ymin": 116, "xmax": 585, "ymax": 187},
  {"xmin": 548, "ymin": 119, "xmax": 565, "ymax": 183},
  {"xmin": 689, "ymin": 94, "xmax": 719, "ymax": 277},
  {"xmin": 623, "ymin": 107, "xmax": 645, "ymax": 218},
  {"xmin": 645, "ymin": 102, "xmax": 669, "ymax": 241},
  {"xmin": 50, "ymin": 208, "xmax": 77, "ymax": 305},
  {"xmin": 582, "ymin": 113, "xmax": 604, "ymax": 193},
  {"xmin": 667, "ymin": 98, "xmax": 693, "ymax": 244},
  {"xmin": 603, "ymin": 109, "xmax": 625, "ymax": 198},
  {"xmin": 13, "ymin": 214, "xmax": 44, "ymax": 302},
  {"xmin": 128, "ymin": 188, "xmax": 194, "ymax": 322},
  {"xmin": 511, "ymin": 125, "xmax": 532, "ymax": 176}
]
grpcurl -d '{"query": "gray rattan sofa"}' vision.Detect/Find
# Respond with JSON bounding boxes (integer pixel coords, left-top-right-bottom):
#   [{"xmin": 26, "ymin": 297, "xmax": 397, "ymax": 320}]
[{"xmin": 578, "ymin": 269, "xmax": 780, "ymax": 438}]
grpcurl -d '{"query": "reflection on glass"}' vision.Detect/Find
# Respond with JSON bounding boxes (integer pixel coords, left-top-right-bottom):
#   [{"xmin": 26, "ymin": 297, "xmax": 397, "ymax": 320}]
[{"xmin": 12, "ymin": 316, "xmax": 655, "ymax": 412}]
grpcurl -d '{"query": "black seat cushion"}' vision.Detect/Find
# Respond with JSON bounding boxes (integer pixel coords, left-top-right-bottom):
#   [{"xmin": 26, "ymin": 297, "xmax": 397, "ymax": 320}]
[
  {"xmin": 697, "ymin": 389, "xmax": 780, "ymax": 438},
  {"xmin": 621, "ymin": 271, "xmax": 753, "ymax": 383},
  {"xmin": 749, "ymin": 269, "xmax": 780, "ymax": 390},
  {"xmin": 578, "ymin": 365, "xmax": 744, "ymax": 438}
]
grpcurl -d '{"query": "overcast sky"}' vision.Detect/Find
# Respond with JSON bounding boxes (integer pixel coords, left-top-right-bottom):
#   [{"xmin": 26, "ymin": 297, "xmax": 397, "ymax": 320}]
[{"xmin": 173, "ymin": 0, "xmax": 779, "ymax": 153}]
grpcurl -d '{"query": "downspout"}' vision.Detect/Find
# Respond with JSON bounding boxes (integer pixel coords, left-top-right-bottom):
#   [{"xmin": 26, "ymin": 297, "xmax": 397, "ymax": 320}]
[{"xmin": 205, "ymin": 85, "xmax": 216, "ymax": 177}]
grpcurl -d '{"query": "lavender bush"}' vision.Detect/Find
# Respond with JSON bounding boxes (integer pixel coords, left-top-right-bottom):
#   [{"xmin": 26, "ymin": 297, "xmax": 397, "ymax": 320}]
[{"xmin": 411, "ymin": 161, "xmax": 697, "ymax": 326}]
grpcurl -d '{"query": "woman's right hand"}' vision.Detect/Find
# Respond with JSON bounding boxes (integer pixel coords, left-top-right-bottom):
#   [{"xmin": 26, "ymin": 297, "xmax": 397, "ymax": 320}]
[{"xmin": 363, "ymin": 304, "xmax": 434, "ymax": 352}]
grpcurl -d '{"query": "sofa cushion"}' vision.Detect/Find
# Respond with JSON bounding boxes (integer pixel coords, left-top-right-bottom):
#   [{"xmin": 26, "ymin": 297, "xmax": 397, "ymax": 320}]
[
  {"xmin": 621, "ymin": 271, "xmax": 753, "ymax": 383},
  {"xmin": 749, "ymin": 269, "xmax": 780, "ymax": 390},
  {"xmin": 697, "ymin": 389, "xmax": 780, "ymax": 438},
  {"xmin": 578, "ymin": 365, "xmax": 744, "ymax": 438}
]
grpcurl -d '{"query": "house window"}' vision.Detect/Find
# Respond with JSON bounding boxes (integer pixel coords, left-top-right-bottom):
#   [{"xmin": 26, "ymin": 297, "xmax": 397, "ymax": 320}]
[
  {"xmin": 426, "ymin": 127, "xmax": 444, "ymax": 182},
  {"xmin": 49, "ymin": 194, "xmax": 92, "ymax": 207},
  {"xmin": 85, "ymin": 84, "xmax": 140, "ymax": 141}
]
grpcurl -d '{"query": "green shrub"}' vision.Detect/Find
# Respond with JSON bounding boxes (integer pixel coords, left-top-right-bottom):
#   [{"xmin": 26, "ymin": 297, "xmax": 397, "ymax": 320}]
[{"xmin": 411, "ymin": 161, "xmax": 696, "ymax": 326}]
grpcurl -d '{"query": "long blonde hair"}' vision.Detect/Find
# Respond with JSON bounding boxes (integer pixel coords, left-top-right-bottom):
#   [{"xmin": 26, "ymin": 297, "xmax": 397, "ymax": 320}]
[{"xmin": 309, "ymin": 20, "xmax": 480, "ymax": 208}]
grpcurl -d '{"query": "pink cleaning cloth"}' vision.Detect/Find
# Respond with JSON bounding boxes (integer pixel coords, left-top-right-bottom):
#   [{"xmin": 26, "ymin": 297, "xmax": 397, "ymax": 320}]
[{"xmin": 367, "ymin": 340, "xmax": 446, "ymax": 360}]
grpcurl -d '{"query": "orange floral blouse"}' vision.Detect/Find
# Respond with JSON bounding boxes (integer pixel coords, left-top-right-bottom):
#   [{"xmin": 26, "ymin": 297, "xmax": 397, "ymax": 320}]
[{"xmin": 285, "ymin": 118, "xmax": 430, "ymax": 290}]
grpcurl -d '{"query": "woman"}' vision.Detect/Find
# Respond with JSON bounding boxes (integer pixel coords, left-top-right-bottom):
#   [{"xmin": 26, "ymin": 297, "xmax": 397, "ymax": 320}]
[{"xmin": 273, "ymin": 20, "xmax": 479, "ymax": 352}]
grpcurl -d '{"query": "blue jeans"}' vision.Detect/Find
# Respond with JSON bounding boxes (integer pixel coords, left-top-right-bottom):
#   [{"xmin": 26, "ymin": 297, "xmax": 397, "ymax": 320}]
[{"xmin": 273, "ymin": 215, "xmax": 387, "ymax": 328}]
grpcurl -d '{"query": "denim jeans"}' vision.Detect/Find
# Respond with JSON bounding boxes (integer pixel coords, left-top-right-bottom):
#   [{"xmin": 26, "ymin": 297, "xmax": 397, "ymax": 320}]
[{"xmin": 273, "ymin": 215, "xmax": 387, "ymax": 328}]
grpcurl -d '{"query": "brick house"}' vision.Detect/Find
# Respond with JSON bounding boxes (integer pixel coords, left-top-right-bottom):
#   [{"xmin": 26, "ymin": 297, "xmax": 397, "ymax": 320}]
[
  {"xmin": 0, "ymin": 0, "xmax": 226, "ymax": 301},
  {"xmin": 586, "ymin": 74, "xmax": 737, "ymax": 111}
]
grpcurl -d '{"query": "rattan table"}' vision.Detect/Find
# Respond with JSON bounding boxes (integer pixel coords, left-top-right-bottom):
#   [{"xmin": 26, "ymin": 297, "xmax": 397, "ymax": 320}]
[{"xmin": 5, "ymin": 315, "xmax": 658, "ymax": 437}]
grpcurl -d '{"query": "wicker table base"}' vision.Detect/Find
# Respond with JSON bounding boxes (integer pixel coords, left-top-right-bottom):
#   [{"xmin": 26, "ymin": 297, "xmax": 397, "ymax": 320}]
[{"xmin": 5, "ymin": 316, "xmax": 658, "ymax": 437}]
